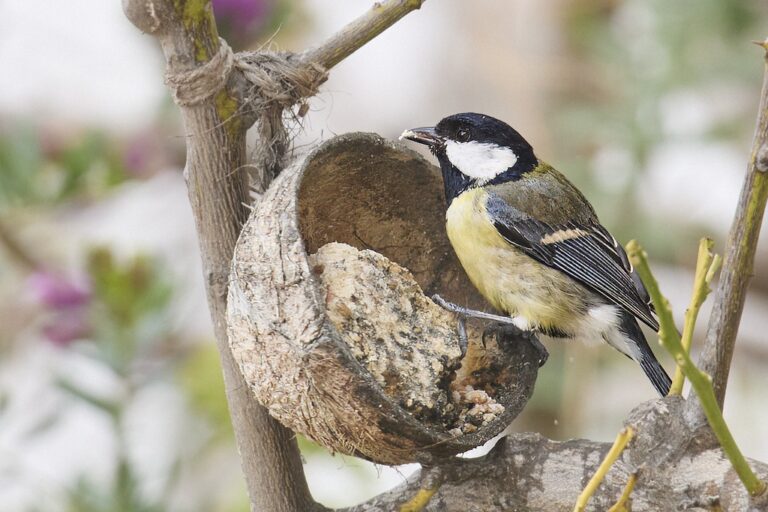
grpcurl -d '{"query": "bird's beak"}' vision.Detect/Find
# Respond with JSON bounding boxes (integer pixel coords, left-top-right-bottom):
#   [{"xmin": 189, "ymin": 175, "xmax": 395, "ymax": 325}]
[{"xmin": 399, "ymin": 126, "xmax": 444, "ymax": 147}]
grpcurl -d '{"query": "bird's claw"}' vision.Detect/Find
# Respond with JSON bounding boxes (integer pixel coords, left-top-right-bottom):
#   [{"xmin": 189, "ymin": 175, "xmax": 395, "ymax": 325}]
[
  {"xmin": 431, "ymin": 294, "xmax": 460, "ymax": 314},
  {"xmin": 457, "ymin": 317, "xmax": 468, "ymax": 358},
  {"xmin": 431, "ymin": 294, "xmax": 547, "ymax": 366},
  {"xmin": 433, "ymin": 294, "xmax": 469, "ymax": 357}
]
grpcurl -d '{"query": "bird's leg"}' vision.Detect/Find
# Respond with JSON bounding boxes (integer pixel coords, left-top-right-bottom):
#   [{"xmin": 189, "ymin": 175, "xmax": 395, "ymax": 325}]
[
  {"xmin": 432, "ymin": 294, "xmax": 549, "ymax": 367},
  {"xmin": 433, "ymin": 294, "xmax": 509, "ymax": 358},
  {"xmin": 433, "ymin": 294, "xmax": 523, "ymax": 358},
  {"xmin": 431, "ymin": 294, "xmax": 518, "ymax": 324}
]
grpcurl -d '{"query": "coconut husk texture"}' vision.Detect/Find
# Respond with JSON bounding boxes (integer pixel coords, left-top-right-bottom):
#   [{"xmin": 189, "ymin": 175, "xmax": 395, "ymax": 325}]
[{"xmin": 226, "ymin": 133, "xmax": 541, "ymax": 465}]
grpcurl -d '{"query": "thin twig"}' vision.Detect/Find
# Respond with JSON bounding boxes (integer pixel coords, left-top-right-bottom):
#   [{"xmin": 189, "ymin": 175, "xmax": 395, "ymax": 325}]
[
  {"xmin": 669, "ymin": 239, "xmax": 722, "ymax": 395},
  {"xmin": 573, "ymin": 427, "xmax": 635, "ymax": 512},
  {"xmin": 399, "ymin": 486, "xmax": 440, "ymax": 512},
  {"xmin": 607, "ymin": 473, "xmax": 637, "ymax": 512},
  {"xmin": 695, "ymin": 40, "xmax": 768, "ymax": 411},
  {"xmin": 627, "ymin": 240, "xmax": 767, "ymax": 498},
  {"xmin": 300, "ymin": 0, "xmax": 426, "ymax": 69}
]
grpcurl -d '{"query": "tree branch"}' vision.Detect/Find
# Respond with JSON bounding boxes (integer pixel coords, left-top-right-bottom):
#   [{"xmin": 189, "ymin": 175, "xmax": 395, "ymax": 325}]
[
  {"xmin": 123, "ymin": 1, "xmax": 428, "ymax": 510},
  {"xmin": 300, "ymin": 0, "xmax": 426, "ymax": 69},
  {"xmin": 344, "ymin": 399, "xmax": 768, "ymax": 511},
  {"xmin": 124, "ymin": 2, "xmax": 316, "ymax": 510},
  {"xmin": 693, "ymin": 41, "xmax": 768, "ymax": 413}
]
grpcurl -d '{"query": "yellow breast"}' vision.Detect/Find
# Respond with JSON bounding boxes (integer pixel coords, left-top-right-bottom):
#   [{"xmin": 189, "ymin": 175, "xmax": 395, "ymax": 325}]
[
  {"xmin": 446, "ymin": 189, "xmax": 508, "ymax": 307},
  {"xmin": 445, "ymin": 188, "xmax": 585, "ymax": 330}
]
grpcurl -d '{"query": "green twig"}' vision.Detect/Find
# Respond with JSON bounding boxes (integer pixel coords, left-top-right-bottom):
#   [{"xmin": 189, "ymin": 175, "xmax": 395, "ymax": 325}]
[
  {"xmin": 669, "ymin": 239, "xmax": 722, "ymax": 395},
  {"xmin": 300, "ymin": 0, "xmax": 426, "ymax": 69},
  {"xmin": 399, "ymin": 486, "xmax": 439, "ymax": 512},
  {"xmin": 607, "ymin": 472, "xmax": 637, "ymax": 512},
  {"xmin": 627, "ymin": 240, "xmax": 766, "ymax": 498},
  {"xmin": 574, "ymin": 427, "xmax": 635, "ymax": 512}
]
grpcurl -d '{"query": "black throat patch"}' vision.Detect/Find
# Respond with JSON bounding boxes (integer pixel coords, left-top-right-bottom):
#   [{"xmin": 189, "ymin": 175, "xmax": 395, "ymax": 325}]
[{"xmin": 438, "ymin": 159, "xmax": 473, "ymax": 204}]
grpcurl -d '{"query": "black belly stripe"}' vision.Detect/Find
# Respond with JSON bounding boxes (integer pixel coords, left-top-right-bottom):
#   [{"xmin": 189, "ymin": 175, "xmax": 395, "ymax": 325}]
[{"xmin": 539, "ymin": 324, "xmax": 572, "ymax": 338}]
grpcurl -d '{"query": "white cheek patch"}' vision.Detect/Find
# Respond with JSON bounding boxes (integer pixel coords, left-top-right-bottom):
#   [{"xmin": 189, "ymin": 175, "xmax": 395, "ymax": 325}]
[{"xmin": 444, "ymin": 140, "xmax": 518, "ymax": 183}]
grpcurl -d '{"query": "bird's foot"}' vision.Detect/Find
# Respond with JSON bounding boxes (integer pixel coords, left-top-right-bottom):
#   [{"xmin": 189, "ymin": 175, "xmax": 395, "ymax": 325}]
[
  {"xmin": 482, "ymin": 322, "xmax": 549, "ymax": 368},
  {"xmin": 432, "ymin": 294, "xmax": 546, "ymax": 363},
  {"xmin": 432, "ymin": 294, "xmax": 512, "ymax": 358},
  {"xmin": 457, "ymin": 316, "xmax": 468, "ymax": 358}
]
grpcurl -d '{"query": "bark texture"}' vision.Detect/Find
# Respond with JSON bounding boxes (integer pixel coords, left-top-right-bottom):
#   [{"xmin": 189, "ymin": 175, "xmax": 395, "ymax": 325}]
[{"xmin": 346, "ymin": 398, "xmax": 768, "ymax": 512}]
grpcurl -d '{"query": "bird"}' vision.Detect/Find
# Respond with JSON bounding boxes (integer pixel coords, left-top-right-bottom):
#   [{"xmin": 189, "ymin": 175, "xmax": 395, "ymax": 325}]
[{"xmin": 400, "ymin": 112, "xmax": 671, "ymax": 396}]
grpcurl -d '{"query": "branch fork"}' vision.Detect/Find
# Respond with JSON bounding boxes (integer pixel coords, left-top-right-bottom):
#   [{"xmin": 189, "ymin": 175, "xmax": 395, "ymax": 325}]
[{"xmin": 123, "ymin": 0, "xmax": 768, "ymax": 507}]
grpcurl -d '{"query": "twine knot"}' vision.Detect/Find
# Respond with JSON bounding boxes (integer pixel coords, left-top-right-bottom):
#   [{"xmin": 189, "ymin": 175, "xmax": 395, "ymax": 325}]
[
  {"xmin": 164, "ymin": 37, "xmax": 327, "ymax": 109},
  {"xmin": 164, "ymin": 37, "xmax": 328, "ymax": 190},
  {"xmin": 235, "ymin": 51, "xmax": 327, "ymax": 113}
]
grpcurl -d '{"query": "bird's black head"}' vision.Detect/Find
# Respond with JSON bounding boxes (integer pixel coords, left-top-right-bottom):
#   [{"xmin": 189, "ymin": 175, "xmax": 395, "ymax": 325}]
[{"xmin": 401, "ymin": 112, "xmax": 537, "ymax": 204}]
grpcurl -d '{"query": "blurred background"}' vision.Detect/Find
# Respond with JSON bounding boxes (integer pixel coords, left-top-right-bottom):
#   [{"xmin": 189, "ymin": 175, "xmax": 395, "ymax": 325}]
[{"xmin": 2, "ymin": 0, "xmax": 768, "ymax": 510}]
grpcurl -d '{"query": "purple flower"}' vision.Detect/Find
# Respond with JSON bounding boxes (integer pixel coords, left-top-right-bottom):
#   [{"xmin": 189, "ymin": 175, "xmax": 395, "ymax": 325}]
[
  {"xmin": 28, "ymin": 271, "xmax": 91, "ymax": 310},
  {"xmin": 41, "ymin": 314, "xmax": 90, "ymax": 347},
  {"xmin": 212, "ymin": 0, "xmax": 273, "ymax": 42},
  {"xmin": 28, "ymin": 271, "xmax": 92, "ymax": 347},
  {"xmin": 123, "ymin": 134, "xmax": 152, "ymax": 177}
]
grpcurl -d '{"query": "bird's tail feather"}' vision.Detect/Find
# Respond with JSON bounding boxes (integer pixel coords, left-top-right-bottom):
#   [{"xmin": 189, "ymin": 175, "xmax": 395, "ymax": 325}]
[
  {"xmin": 639, "ymin": 355, "xmax": 672, "ymax": 397},
  {"xmin": 618, "ymin": 313, "xmax": 672, "ymax": 397}
]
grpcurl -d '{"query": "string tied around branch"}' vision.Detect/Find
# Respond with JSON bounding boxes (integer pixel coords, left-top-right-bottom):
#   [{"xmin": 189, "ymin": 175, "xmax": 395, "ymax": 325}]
[
  {"xmin": 164, "ymin": 37, "xmax": 326, "ymax": 110},
  {"xmin": 236, "ymin": 50, "xmax": 327, "ymax": 189},
  {"xmin": 164, "ymin": 37, "xmax": 328, "ymax": 189}
]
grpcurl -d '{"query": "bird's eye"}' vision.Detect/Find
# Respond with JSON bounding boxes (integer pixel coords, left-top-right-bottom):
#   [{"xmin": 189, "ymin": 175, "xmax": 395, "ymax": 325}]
[{"xmin": 456, "ymin": 128, "xmax": 470, "ymax": 142}]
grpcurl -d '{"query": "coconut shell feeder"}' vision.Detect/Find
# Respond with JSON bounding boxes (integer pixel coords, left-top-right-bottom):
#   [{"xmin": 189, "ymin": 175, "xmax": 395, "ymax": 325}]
[{"xmin": 226, "ymin": 133, "xmax": 541, "ymax": 466}]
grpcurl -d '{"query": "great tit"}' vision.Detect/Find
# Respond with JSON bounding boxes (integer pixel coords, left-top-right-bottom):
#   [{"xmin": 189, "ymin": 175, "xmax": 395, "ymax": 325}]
[{"xmin": 400, "ymin": 112, "xmax": 671, "ymax": 396}]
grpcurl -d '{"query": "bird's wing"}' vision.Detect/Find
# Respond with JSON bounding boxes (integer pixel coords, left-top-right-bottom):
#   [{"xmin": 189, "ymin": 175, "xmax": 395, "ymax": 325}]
[
  {"xmin": 486, "ymin": 195, "xmax": 659, "ymax": 331},
  {"xmin": 590, "ymin": 223, "xmax": 656, "ymax": 315}
]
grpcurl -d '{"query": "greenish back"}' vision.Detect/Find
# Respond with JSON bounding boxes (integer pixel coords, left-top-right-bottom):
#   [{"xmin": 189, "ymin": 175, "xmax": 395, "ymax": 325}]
[{"xmin": 486, "ymin": 160, "xmax": 597, "ymax": 226}]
